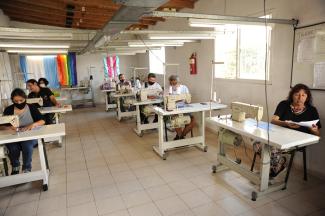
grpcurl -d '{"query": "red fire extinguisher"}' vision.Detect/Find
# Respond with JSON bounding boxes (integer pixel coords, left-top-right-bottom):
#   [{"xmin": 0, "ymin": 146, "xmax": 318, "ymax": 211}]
[{"xmin": 189, "ymin": 52, "xmax": 197, "ymax": 75}]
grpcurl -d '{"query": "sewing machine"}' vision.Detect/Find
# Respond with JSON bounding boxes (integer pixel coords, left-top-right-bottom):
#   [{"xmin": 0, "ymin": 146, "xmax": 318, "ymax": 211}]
[
  {"xmin": 164, "ymin": 93, "xmax": 191, "ymax": 111},
  {"xmin": 117, "ymin": 84, "xmax": 133, "ymax": 94},
  {"xmin": 0, "ymin": 115, "xmax": 19, "ymax": 128},
  {"xmin": 231, "ymin": 102, "xmax": 263, "ymax": 123},
  {"xmin": 139, "ymin": 88, "xmax": 162, "ymax": 101},
  {"xmin": 27, "ymin": 97, "xmax": 43, "ymax": 107}
]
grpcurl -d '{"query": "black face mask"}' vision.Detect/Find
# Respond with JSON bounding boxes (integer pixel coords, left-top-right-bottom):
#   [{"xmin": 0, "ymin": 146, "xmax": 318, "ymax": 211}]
[
  {"xmin": 148, "ymin": 81, "xmax": 155, "ymax": 85},
  {"xmin": 120, "ymin": 79, "xmax": 125, "ymax": 83},
  {"xmin": 14, "ymin": 102, "xmax": 26, "ymax": 110}
]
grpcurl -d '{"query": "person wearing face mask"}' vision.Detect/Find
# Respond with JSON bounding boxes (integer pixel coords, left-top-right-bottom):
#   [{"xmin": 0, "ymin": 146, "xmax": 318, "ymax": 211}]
[
  {"xmin": 254, "ymin": 83, "xmax": 321, "ymax": 178},
  {"xmin": 117, "ymin": 74, "xmax": 131, "ymax": 91},
  {"xmin": 2, "ymin": 88, "xmax": 45, "ymax": 174},
  {"xmin": 116, "ymin": 74, "xmax": 133, "ymax": 112},
  {"xmin": 168, "ymin": 75, "xmax": 195, "ymax": 140},
  {"xmin": 38, "ymin": 78, "xmax": 49, "ymax": 88},
  {"xmin": 26, "ymin": 79, "xmax": 59, "ymax": 124},
  {"xmin": 140, "ymin": 73, "xmax": 163, "ymax": 124}
]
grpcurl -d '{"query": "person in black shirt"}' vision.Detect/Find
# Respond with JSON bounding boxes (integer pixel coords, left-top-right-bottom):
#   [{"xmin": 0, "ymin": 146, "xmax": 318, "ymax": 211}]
[
  {"xmin": 2, "ymin": 88, "xmax": 45, "ymax": 174},
  {"xmin": 254, "ymin": 83, "xmax": 321, "ymax": 178},
  {"xmin": 272, "ymin": 83, "xmax": 321, "ymax": 136},
  {"xmin": 38, "ymin": 78, "xmax": 49, "ymax": 88},
  {"xmin": 26, "ymin": 79, "xmax": 59, "ymax": 124}
]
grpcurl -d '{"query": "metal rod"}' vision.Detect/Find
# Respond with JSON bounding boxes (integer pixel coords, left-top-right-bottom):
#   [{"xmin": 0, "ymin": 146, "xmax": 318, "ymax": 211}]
[{"xmin": 146, "ymin": 11, "xmax": 298, "ymax": 26}]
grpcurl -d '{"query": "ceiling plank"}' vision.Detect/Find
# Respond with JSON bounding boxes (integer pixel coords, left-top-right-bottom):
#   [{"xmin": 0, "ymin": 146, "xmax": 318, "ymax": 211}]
[
  {"xmin": 141, "ymin": 16, "xmax": 166, "ymax": 22},
  {"xmin": 1, "ymin": 7, "xmax": 111, "ymax": 25},
  {"xmin": 160, "ymin": 0, "xmax": 196, "ymax": 9},
  {"xmin": 1, "ymin": 0, "xmax": 119, "ymax": 14},
  {"xmin": 62, "ymin": 0, "xmax": 120, "ymax": 10},
  {"xmin": 0, "ymin": 2, "xmax": 114, "ymax": 21},
  {"xmin": 8, "ymin": 15, "xmax": 102, "ymax": 30},
  {"xmin": 139, "ymin": 19, "xmax": 157, "ymax": 25}
]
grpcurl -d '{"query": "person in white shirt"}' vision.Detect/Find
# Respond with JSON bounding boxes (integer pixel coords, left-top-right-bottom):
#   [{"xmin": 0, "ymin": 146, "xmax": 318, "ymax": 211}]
[
  {"xmin": 141, "ymin": 73, "xmax": 163, "ymax": 123},
  {"xmin": 168, "ymin": 75, "xmax": 195, "ymax": 140}
]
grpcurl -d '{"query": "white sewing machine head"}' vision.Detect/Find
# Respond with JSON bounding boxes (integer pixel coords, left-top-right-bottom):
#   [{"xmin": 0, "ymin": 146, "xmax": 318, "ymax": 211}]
[
  {"xmin": 26, "ymin": 97, "xmax": 43, "ymax": 107},
  {"xmin": 117, "ymin": 82, "xmax": 133, "ymax": 94},
  {"xmin": 139, "ymin": 89, "xmax": 161, "ymax": 101},
  {"xmin": 164, "ymin": 93, "xmax": 191, "ymax": 111},
  {"xmin": 0, "ymin": 115, "xmax": 19, "ymax": 128},
  {"xmin": 231, "ymin": 102, "xmax": 263, "ymax": 122}
]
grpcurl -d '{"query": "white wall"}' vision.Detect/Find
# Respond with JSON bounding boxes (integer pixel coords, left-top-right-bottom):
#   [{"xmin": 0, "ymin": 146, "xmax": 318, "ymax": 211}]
[
  {"xmin": 137, "ymin": 0, "xmax": 325, "ymax": 177},
  {"xmin": 0, "ymin": 9, "xmax": 10, "ymax": 27},
  {"xmin": 76, "ymin": 54, "xmax": 138, "ymax": 104}
]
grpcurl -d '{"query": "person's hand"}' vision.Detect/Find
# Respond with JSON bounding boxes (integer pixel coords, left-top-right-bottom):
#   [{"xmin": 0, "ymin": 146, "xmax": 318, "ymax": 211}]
[
  {"xmin": 310, "ymin": 124, "xmax": 319, "ymax": 134},
  {"xmin": 286, "ymin": 121, "xmax": 300, "ymax": 129},
  {"xmin": 20, "ymin": 123, "xmax": 37, "ymax": 132},
  {"xmin": 56, "ymin": 103, "xmax": 61, "ymax": 107}
]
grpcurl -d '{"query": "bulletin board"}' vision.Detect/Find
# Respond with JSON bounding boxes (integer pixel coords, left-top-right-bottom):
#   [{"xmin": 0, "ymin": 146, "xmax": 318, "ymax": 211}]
[{"xmin": 291, "ymin": 22, "xmax": 325, "ymax": 90}]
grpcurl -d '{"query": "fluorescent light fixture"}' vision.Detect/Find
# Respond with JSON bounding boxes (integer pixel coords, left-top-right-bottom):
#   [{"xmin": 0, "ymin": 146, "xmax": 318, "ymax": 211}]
[
  {"xmin": 189, "ymin": 18, "xmax": 270, "ymax": 28},
  {"xmin": 0, "ymin": 44, "xmax": 70, "ymax": 48},
  {"xmin": 128, "ymin": 41, "xmax": 184, "ymax": 47},
  {"xmin": 6, "ymin": 49, "xmax": 68, "ymax": 54},
  {"xmin": 148, "ymin": 33, "xmax": 216, "ymax": 40}
]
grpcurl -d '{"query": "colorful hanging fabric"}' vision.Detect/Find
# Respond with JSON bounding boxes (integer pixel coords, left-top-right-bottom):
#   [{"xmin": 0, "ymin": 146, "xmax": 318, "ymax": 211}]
[
  {"xmin": 103, "ymin": 56, "xmax": 120, "ymax": 78},
  {"xmin": 19, "ymin": 55, "xmax": 28, "ymax": 81},
  {"xmin": 43, "ymin": 56, "xmax": 60, "ymax": 88}
]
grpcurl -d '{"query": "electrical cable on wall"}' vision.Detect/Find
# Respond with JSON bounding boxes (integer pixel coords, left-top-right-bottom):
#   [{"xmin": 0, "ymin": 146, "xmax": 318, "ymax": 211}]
[{"xmin": 263, "ymin": 0, "xmax": 271, "ymax": 148}]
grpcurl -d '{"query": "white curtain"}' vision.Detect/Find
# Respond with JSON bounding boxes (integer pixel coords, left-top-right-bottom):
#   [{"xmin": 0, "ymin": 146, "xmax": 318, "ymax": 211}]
[
  {"xmin": 0, "ymin": 52, "xmax": 13, "ymax": 112},
  {"xmin": 26, "ymin": 56, "xmax": 46, "ymax": 80}
]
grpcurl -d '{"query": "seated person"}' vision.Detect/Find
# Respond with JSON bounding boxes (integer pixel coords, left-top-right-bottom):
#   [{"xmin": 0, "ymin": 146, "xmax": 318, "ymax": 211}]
[
  {"xmin": 117, "ymin": 74, "xmax": 133, "ymax": 112},
  {"xmin": 2, "ymin": 88, "xmax": 45, "ymax": 174},
  {"xmin": 140, "ymin": 73, "xmax": 163, "ymax": 124},
  {"xmin": 168, "ymin": 75, "xmax": 195, "ymax": 140},
  {"xmin": 38, "ymin": 78, "xmax": 49, "ymax": 88},
  {"xmin": 255, "ymin": 83, "xmax": 321, "ymax": 177},
  {"xmin": 26, "ymin": 79, "xmax": 59, "ymax": 124},
  {"xmin": 116, "ymin": 74, "xmax": 132, "ymax": 91}
]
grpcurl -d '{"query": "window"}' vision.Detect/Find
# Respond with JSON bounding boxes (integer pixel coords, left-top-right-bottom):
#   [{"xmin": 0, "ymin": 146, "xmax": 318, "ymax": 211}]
[
  {"xmin": 214, "ymin": 23, "xmax": 271, "ymax": 81},
  {"xmin": 149, "ymin": 47, "xmax": 165, "ymax": 74}
]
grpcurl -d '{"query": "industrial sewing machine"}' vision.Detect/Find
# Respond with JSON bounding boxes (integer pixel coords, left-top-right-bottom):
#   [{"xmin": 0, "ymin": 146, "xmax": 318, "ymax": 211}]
[
  {"xmin": 218, "ymin": 102, "xmax": 264, "ymax": 164},
  {"xmin": 231, "ymin": 102, "xmax": 263, "ymax": 123},
  {"xmin": 101, "ymin": 78, "xmax": 117, "ymax": 90},
  {"xmin": 164, "ymin": 93, "xmax": 191, "ymax": 111},
  {"xmin": 0, "ymin": 115, "xmax": 19, "ymax": 176},
  {"xmin": 27, "ymin": 97, "xmax": 43, "ymax": 107},
  {"xmin": 117, "ymin": 83, "xmax": 133, "ymax": 94},
  {"xmin": 139, "ymin": 88, "xmax": 162, "ymax": 101}
]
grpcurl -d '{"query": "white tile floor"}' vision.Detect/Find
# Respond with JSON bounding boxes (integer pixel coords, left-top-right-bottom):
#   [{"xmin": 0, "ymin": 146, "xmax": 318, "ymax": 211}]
[{"xmin": 0, "ymin": 106, "xmax": 325, "ymax": 216}]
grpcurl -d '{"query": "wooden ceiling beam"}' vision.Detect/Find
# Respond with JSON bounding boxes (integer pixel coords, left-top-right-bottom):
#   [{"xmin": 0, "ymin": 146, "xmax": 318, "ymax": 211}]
[
  {"xmin": 139, "ymin": 19, "xmax": 157, "ymax": 26},
  {"xmin": 0, "ymin": 2, "xmax": 114, "ymax": 21},
  {"xmin": 127, "ymin": 24, "xmax": 149, "ymax": 30},
  {"xmin": 1, "ymin": 7, "xmax": 111, "ymax": 24},
  {"xmin": 141, "ymin": 16, "xmax": 166, "ymax": 22},
  {"xmin": 160, "ymin": 0, "xmax": 196, "ymax": 9},
  {"xmin": 7, "ymin": 14, "xmax": 102, "ymax": 30},
  {"xmin": 1, "ymin": 0, "xmax": 119, "ymax": 14},
  {"xmin": 62, "ymin": 0, "xmax": 120, "ymax": 10},
  {"xmin": 5, "ymin": 11, "xmax": 104, "ymax": 27}
]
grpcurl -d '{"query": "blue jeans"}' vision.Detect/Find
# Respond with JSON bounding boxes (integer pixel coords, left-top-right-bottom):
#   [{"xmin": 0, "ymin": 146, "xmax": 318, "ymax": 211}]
[{"xmin": 6, "ymin": 140, "xmax": 38, "ymax": 171}]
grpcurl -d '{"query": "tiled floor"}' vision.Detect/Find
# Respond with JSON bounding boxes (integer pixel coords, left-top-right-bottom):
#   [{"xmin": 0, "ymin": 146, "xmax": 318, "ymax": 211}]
[{"xmin": 1, "ymin": 106, "xmax": 325, "ymax": 216}]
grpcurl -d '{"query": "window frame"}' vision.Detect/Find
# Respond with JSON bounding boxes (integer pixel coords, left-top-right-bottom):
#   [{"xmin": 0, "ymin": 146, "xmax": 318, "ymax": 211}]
[{"xmin": 214, "ymin": 22, "xmax": 272, "ymax": 85}]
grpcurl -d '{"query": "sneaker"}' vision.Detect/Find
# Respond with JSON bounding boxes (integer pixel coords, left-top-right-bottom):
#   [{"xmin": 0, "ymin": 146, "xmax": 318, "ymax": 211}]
[
  {"xmin": 23, "ymin": 169, "xmax": 31, "ymax": 173},
  {"xmin": 11, "ymin": 167, "xmax": 20, "ymax": 175}
]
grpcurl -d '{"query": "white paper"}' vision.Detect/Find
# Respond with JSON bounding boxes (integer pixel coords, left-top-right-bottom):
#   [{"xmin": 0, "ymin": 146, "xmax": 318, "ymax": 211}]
[
  {"xmin": 286, "ymin": 119, "xmax": 319, "ymax": 128},
  {"xmin": 313, "ymin": 62, "xmax": 325, "ymax": 88}
]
